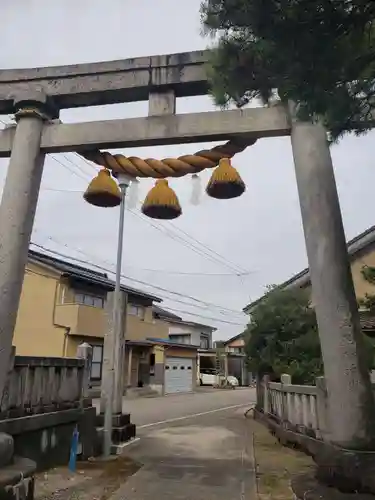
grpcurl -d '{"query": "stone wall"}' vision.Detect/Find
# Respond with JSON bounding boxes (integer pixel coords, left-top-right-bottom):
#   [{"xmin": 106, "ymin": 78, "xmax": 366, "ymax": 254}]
[{"xmin": 0, "ymin": 348, "xmax": 98, "ymax": 471}]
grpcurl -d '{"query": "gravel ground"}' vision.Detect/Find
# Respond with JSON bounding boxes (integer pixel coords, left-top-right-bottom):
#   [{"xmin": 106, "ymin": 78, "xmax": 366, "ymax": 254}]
[{"xmin": 35, "ymin": 457, "xmax": 141, "ymax": 500}]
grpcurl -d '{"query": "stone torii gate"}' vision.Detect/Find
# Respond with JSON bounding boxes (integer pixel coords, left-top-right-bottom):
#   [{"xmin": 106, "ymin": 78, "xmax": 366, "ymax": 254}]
[{"xmin": 0, "ymin": 51, "xmax": 374, "ymax": 458}]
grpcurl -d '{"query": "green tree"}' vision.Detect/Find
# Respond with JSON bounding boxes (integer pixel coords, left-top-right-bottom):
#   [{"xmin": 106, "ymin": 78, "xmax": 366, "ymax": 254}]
[
  {"xmin": 359, "ymin": 265, "xmax": 375, "ymax": 310},
  {"xmin": 245, "ymin": 286, "xmax": 322, "ymax": 384},
  {"xmin": 200, "ymin": 0, "xmax": 375, "ymax": 140},
  {"xmin": 245, "ymin": 285, "xmax": 375, "ymax": 384}
]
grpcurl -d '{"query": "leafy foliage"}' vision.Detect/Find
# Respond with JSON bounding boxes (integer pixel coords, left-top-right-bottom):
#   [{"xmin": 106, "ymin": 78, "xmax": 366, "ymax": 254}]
[
  {"xmin": 359, "ymin": 265, "xmax": 375, "ymax": 310},
  {"xmin": 200, "ymin": 0, "xmax": 375, "ymax": 140},
  {"xmin": 245, "ymin": 286, "xmax": 323, "ymax": 384},
  {"xmin": 361, "ymin": 265, "xmax": 375, "ymax": 285},
  {"xmin": 245, "ymin": 285, "xmax": 375, "ymax": 384}
]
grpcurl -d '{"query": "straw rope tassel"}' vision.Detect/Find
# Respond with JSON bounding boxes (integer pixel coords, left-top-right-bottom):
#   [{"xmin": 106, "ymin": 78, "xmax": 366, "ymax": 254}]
[
  {"xmin": 206, "ymin": 158, "xmax": 246, "ymax": 199},
  {"xmin": 142, "ymin": 179, "xmax": 182, "ymax": 220}
]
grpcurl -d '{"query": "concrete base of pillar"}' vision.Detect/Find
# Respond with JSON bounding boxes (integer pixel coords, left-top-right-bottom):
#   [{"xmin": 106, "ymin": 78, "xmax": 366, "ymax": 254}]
[
  {"xmin": 95, "ymin": 413, "xmax": 130, "ymax": 428},
  {"xmin": 254, "ymin": 406, "xmax": 375, "ymax": 495},
  {"xmin": 95, "ymin": 413, "xmax": 136, "ymax": 456},
  {"xmin": 292, "ymin": 471, "xmax": 375, "ymax": 500},
  {"xmin": 0, "ymin": 456, "xmax": 36, "ymax": 500},
  {"xmin": 0, "ymin": 433, "xmax": 14, "ymax": 467},
  {"xmin": 314, "ymin": 445, "xmax": 375, "ymax": 494}
]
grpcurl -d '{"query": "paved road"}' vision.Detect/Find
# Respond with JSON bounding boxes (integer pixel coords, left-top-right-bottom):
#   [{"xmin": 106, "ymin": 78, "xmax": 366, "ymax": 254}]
[
  {"xmin": 109, "ymin": 388, "xmax": 257, "ymax": 500},
  {"xmin": 123, "ymin": 387, "xmax": 255, "ymax": 428},
  {"xmin": 93, "ymin": 387, "xmax": 255, "ymax": 428}
]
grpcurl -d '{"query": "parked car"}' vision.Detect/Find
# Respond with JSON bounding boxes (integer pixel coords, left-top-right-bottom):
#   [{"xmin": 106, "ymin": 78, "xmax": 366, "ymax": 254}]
[
  {"xmin": 199, "ymin": 368, "xmax": 239, "ymax": 387},
  {"xmin": 225, "ymin": 375, "xmax": 239, "ymax": 387}
]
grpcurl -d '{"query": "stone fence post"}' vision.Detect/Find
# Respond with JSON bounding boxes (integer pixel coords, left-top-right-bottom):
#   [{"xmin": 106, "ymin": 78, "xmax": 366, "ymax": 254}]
[
  {"xmin": 263, "ymin": 375, "xmax": 270, "ymax": 415},
  {"xmin": 255, "ymin": 374, "xmax": 262, "ymax": 409},
  {"xmin": 77, "ymin": 342, "xmax": 93, "ymax": 403},
  {"xmin": 280, "ymin": 373, "xmax": 292, "ymax": 424}
]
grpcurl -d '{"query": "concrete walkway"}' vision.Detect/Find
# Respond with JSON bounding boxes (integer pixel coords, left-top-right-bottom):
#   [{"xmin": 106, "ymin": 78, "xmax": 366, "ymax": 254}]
[{"xmin": 109, "ymin": 405, "xmax": 256, "ymax": 500}]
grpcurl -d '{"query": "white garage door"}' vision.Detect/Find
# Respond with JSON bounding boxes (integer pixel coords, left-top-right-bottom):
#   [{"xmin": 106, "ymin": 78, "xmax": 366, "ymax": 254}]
[{"xmin": 165, "ymin": 357, "xmax": 193, "ymax": 394}]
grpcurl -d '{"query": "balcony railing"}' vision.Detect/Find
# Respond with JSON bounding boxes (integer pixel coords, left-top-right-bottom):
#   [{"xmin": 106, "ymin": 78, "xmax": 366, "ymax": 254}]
[{"xmin": 55, "ymin": 303, "xmax": 106, "ymax": 337}]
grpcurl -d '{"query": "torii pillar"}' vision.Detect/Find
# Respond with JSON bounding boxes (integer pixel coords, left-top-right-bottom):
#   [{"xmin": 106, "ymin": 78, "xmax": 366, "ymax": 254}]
[
  {"xmin": 290, "ymin": 109, "xmax": 375, "ymax": 493},
  {"xmin": 290, "ymin": 112, "xmax": 375, "ymax": 449},
  {"xmin": 0, "ymin": 92, "xmax": 54, "ymax": 400}
]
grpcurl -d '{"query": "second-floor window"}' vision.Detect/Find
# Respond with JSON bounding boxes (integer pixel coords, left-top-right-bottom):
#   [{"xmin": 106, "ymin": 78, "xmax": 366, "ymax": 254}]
[
  {"xmin": 129, "ymin": 304, "xmax": 145, "ymax": 319},
  {"xmin": 200, "ymin": 335, "xmax": 210, "ymax": 349},
  {"xmin": 228, "ymin": 346, "xmax": 244, "ymax": 354},
  {"xmin": 74, "ymin": 292, "xmax": 104, "ymax": 309},
  {"xmin": 170, "ymin": 334, "xmax": 191, "ymax": 344}
]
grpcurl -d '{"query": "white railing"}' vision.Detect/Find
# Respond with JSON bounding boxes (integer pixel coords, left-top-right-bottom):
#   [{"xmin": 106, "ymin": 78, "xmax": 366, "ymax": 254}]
[{"xmin": 258, "ymin": 373, "xmax": 329, "ymax": 440}]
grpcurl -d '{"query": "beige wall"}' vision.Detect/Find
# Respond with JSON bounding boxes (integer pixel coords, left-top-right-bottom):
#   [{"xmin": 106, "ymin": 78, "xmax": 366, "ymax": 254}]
[
  {"xmin": 227, "ymin": 338, "xmax": 245, "ymax": 348},
  {"xmin": 13, "ymin": 260, "xmax": 170, "ymax": 358},
  {"xmin": 165, "ymin": 348, "xmax": 197, "ymax": 359},
  {"xmin": 296, "ymin": 246, "xmax": 375, "ymax": 305},
  {"xmin": 55, "ymin": 303, "xmax": 106, "ymax": 338},
  {"xmin": 13, "ymin": 262, "xmax": 66, "ymax": 356},
  {"xmin": 65, "ymin": 335, "xmax": 104, "ymax": 358},
  {"xmin": 126, "ymin": 312, "xmax": 168, "ymax": 341}
]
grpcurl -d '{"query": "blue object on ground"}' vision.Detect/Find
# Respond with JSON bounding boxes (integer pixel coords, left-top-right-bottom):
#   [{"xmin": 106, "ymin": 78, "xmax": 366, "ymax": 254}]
[{"xmin": 68, "ymin": 426, "xmax": 79, "ymax": 472}]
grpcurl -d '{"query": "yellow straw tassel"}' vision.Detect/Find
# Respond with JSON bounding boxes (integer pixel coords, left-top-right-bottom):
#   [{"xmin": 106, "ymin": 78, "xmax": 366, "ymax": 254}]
[
  {"xmin": 83, "ymin": 169, "xmax": 121, "ymax": 207},
  {"xmin": 206, "ymin": 158, "xmax": 246, "ymax": 199},
  {"xmin": 141, "ymin": 179, "xmax": 182, "ymax": 220}
]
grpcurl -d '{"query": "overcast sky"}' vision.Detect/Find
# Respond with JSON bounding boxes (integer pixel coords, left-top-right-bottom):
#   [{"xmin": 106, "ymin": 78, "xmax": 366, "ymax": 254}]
[{"xmin": 1, "ymin": 0, "xmax": 375, "ymax": 340}]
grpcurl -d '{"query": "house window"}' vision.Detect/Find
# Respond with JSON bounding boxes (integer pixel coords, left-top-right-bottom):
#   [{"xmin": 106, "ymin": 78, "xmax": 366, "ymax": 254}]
[
  {"xmin": 169, "ymin": 334, "xmax": 190, "ymax": 344},
  {"xmin": 128, "ymin": 304, "xmax": 145, "ymax": 319},
  {"xmin": 227, "ymin": 346, "xmax": 244, "ymax": 354},
  {"xmin": 75, "ymin": 292, "xmax": 104, "ymax": 309},
  {"xmin": 90, "ymin": 345, "xmax": 103, "ymax": 380},
  {"xmin": 200, "ymin": 335, "xmax": 209, "ymax": 349}
]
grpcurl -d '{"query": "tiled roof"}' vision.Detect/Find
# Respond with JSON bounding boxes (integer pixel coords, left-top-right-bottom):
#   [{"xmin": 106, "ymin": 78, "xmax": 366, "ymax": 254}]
[
  {"xmin": 28, "ymin": 249, "xmax": 162, "ymax": 303},
  {"xmin": 152, "ymin": 305, "xmax": 182, "ymax": 321},
  {"xmin": 244, "ymin": 224, "xmax": 375, "ymax": 314}
]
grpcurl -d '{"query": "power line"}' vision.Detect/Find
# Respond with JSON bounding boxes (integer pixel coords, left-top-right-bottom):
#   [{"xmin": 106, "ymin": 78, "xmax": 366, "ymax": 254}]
[
  {"xmin": 166, "ymin": 221, "xmax": 249, "ymax": 275},
  {"xmin": 29, "ymin": 239, "xmax": 246, "ymax": 318},
  {"xmin": 128, "ymin": 208, "xmax": 247, "ymax": 276},
  {"xmin": 31, "ymin": 239, "xmax": 245, "ymax": 318},
  {"xmin": 40, "ymin": 230, "xmax": 249, "ymax": 277},
  {"xmin": 160, "ymin": 306, "xmax": 244, "ymax": 326},
  {"xmin": 0, "ymin": 117, "xmax": 92, "ymax": 183},
  {"xmin": 35, "ymin": 181, "xmax": 250, "ymax": 276},
  {"xmin": 1, "ymin": 115, "xmax": 250, "ymax": 280},
  {"xmin": 50, "ymin": 154, "xmax": 91, "ymax": 182},
  {"xmin": 130, "ymin": 267, "xmax": 251, "ymax": 277},
  {"xmin": 25, "ymin": 264, "xmax": 244, "ymax": 327},
  {"xmin": 0, "ymin": 115, "xmax": 248, "ymax": 276}
]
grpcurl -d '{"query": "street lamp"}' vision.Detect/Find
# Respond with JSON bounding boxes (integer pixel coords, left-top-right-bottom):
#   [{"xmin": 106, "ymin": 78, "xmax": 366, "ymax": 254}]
[
  {"xmin": 103, "ymin": 173, "xmax": 132, "ymax": 457},
  {"xmin": 84, "ymin": 170, "xmax": 133, "ymax": 457}
]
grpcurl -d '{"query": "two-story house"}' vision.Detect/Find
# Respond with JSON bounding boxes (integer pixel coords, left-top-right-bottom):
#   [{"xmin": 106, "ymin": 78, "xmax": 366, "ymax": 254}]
[
  {"xmin": 243, "ymin": 223, "xmax": 375, "ymax": 336},
  {"xmin": 215, "ymin": 335, "xmax": 251, "ymax": 386},
  {"xmin": 13, "ymin": 250, "xmax": 199, "ymax": 395},
  {"xmin": 167, "ymin": 318, "xmax": 215, "ymax": 349},
  {"xmin": 165, "ymin": 317, "xmax": 217, "ymax": 382}
]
